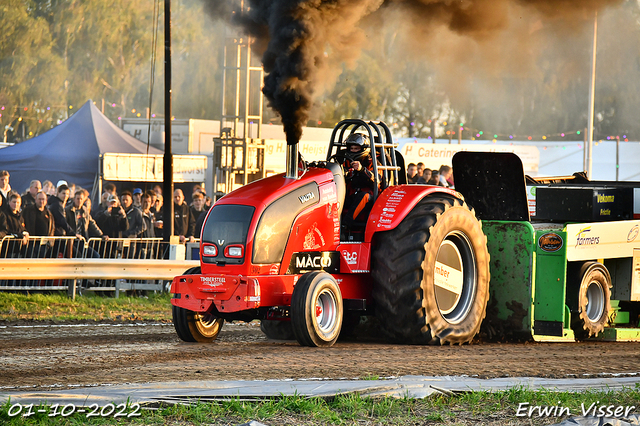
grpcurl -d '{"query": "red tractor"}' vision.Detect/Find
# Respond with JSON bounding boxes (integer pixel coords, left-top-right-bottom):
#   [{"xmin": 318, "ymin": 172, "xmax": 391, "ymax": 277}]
[{"xmin": 170, "ymin": 119, "xmax": 490, "ymax": 346}]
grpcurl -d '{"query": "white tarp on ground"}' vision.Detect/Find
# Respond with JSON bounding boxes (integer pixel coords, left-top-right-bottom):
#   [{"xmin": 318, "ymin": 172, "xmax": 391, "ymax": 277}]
[
  {"xmin": 551, "ymin": 415, "xmax": 640, "ymax": 426},
  {"xmin": 1, "ymin": 374, "xmax": 639, "ymax": 406}
]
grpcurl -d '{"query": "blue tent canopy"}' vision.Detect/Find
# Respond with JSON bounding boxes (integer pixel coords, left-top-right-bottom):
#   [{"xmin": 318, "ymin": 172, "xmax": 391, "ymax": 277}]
[{"xmin": 0, "ymin": 100, "xmax": 162, "ymax": 195}]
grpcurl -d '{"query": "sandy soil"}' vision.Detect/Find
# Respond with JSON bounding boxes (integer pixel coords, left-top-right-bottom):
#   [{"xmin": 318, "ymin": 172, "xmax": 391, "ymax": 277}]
[{"xmin": 1, "ymin": 321, "xmax": 639, "ymax": 391}]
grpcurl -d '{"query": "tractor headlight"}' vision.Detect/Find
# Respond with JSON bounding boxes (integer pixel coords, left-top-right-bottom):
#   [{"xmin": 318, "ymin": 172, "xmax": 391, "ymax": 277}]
[
  {"xmin": 203, "ymin": 245, "xmax": 217, "ymax": 256},
  {"xmin": 224, "ymin": 245, "xmax": 244, "ymax": 258}
]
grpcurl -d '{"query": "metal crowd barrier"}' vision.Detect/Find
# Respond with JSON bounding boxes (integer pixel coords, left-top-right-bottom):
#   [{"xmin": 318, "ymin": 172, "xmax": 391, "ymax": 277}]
[
  {"xmin": 82, "ymin": 237, "xmax": 167, "ymax": 295},
  {"xmin": 85, "ymin": 237, "xmax": 166, "ymax": 260},
  {"xmin": 0, "ymin": 236, "xmax": 200, "ymax": 297},
  {"xmin": 0, "ymin": 236, "xmax": 77, "ymax": 293},
  {"xmin": 0, "ymin": 235, "xmax": 77, "ymax": 259}
]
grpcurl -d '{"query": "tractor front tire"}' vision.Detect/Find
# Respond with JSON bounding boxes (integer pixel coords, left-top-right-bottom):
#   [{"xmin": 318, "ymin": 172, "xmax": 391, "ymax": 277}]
[
  {"xmin": 291, "ymin": 272, "xmax": 343, "ymax": 347},
  {"xmin": 371, "ymin": 194, "xmax": 490, "ymax": 344},
  {"xmin": 172, "ymin": 267, "xmax": 224, "ymax": 343},
  {"xmin": 572, "ymin": 262, "xmax": 611, "ymax": 339}
]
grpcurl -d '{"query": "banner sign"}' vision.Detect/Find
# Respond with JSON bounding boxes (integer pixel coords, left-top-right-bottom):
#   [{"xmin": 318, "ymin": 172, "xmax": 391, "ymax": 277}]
[
  {"xmin": 400, "ymin": 143, "xmax": 540, "ymax": 174},
  {"xmin": 102, "ymin": 153, "xmax": 207, "ymax": 182}
]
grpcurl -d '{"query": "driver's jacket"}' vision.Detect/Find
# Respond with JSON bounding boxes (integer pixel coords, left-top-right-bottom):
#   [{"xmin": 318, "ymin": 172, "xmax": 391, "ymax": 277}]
[{"xmin": 343, "ymin": 155, "xmax": 381, "ymax": 194}]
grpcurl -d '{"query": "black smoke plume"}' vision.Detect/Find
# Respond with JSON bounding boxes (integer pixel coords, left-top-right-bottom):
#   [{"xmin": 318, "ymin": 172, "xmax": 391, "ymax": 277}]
[{"xmin": 203, "ymin": 0, "xmax": 623, "ymax": 145}]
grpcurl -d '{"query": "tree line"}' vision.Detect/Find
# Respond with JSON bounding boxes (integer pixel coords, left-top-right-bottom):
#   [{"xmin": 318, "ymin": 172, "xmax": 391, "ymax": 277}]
[
  {"xmin": 1, "ymin": 0, "xmax": 223, "ymax": 141},
  {"xmin": 2, "ymin": 0, "xmax": 640, "ymax": 143}
]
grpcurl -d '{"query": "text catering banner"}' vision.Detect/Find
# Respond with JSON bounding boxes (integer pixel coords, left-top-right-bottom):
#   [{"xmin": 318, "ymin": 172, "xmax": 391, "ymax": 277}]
[
  {"xmin": 400, "ymin": 143, "xmax": 540, "ymax": 174},
  {"xmin": 102, "ymin": 153, "xmax": 207, "ymax": 182}
]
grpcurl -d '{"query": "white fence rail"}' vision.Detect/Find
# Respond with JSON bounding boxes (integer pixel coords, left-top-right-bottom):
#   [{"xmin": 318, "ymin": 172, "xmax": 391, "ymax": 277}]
[{"xmin": 0, "ymin": 236, "xmax": 200, "ymax": 297}]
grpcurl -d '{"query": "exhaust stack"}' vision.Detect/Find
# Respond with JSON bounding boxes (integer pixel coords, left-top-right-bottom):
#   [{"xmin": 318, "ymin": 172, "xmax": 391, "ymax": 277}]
[{"xmin": 285, "ymin": 143, "xmax": 299, "ymax": 179}]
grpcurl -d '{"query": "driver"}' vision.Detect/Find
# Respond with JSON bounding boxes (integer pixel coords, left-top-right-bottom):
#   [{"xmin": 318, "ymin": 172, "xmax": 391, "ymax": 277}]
[{"xmin": 341, "ymin": 133, "xmax": 380, "ymax": 225}]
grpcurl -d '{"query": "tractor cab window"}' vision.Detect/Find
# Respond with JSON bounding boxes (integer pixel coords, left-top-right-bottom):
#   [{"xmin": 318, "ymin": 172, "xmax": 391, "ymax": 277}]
[{"xmin": 201, "ymin": 205, "xmax": 255, "ymax": 264}]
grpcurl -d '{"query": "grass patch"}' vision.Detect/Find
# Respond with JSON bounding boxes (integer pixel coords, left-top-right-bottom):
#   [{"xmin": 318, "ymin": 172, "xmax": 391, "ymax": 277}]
[
  {"xmin": 0, "ymin": 292, "xmax": 172, "ymax": 322},
  {"xmin": 1, "ymin": 386, "xmax": 638, "ymax": 425},
  {"xmin": 360, "ymin": 374, "xmax": 380, "ymax": 381}
]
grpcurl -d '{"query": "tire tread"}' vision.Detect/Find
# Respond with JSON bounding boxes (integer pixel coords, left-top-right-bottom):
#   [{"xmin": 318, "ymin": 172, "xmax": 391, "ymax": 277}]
[{"xmin": 371, "ymin": 194, "xmax": 489, "ymax": 344}]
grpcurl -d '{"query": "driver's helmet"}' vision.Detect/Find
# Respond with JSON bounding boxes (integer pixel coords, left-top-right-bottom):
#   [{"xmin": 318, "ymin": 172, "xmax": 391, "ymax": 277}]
[{"xmin": 345, "ymin": 133, "xmax": 371, "ymax": 162}]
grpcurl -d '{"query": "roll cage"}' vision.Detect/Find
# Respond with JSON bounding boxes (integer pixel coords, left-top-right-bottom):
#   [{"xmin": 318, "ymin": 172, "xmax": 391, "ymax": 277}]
[{"xmin": 326, "ymin": 119, "xmax": 404, "ymax": 202}]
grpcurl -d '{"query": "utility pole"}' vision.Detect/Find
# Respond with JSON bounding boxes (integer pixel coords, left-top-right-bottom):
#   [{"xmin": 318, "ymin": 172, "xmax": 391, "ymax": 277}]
[
  {"xmin": 586, "ymin": 11, "xmax": 597, "ymax": 178},
  {"xmin": 163, "ymin": 0, "xmax": 174, "ymax": 241}
]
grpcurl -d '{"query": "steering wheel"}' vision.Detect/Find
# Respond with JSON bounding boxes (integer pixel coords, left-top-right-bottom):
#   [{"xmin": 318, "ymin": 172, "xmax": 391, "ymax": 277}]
[
  {"xmin": 329, "ymin": 150, "xmax": 357, "ymax": 165},
  {"xmin": 329, "ymin": 150, "xmax": 361, "ymax": 181}
]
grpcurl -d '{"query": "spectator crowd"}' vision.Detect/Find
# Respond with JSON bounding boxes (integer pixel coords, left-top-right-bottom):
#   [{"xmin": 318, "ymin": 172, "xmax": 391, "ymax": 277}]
[
  {"xmin": 0, "ymin": 170, "xmax": 213, "ymax": 258},
  {"xmin": 406, "ymin": 163, "xmax": 454, "ymax": 188}
]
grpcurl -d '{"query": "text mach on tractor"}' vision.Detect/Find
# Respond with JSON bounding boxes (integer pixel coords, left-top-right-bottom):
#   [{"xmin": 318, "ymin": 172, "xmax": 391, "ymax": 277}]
[{"xmin": 170, "ymin": 119, "xmax": 640, "ymax": 347}]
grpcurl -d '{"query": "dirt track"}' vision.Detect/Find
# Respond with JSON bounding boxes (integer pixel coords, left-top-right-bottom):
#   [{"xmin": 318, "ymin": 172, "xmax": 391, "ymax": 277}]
[{"xmin": 1, "ymin": 321, "xmax": 639, "ymax": 391}]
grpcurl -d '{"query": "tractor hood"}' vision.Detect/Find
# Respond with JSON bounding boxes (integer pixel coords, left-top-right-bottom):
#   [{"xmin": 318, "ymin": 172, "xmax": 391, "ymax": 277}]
[
  {"xmin": 200, "ymin": 167, "xmax": 337, "ymax": 269},
  {"xmin": 215, "ymin": 168, "xmax": 335, "ymax": 211}
]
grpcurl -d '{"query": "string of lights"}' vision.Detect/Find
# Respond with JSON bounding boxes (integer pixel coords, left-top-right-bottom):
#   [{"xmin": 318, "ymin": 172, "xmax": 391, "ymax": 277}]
[
  {"xmin": 0, "ymin": 102, "xmax": 161, "ymax": 123},
  {"xmin": 397, "ymin": 119, "xmax": 635, "ymax": 143}
]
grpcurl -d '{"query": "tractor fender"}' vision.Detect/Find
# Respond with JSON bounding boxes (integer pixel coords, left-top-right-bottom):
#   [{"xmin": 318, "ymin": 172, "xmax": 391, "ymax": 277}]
[{"xmin": 364, "ymin": 185, "xmax": 463, "ymax": 242}]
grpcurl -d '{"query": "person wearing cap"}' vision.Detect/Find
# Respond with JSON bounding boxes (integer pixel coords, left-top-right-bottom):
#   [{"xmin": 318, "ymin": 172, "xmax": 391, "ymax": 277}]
[
  {"xmin": 132, "ymin": 188, "xmax": 143, "ymax": 208},
  {"xmin": 95, "ymin": 193, "xmax": 128, "ymax": 238},
  {"xmin": 0, "ymin": 170, "xmax": 12, "ymax": 213},
  {"xmin": 93, "ymin": 183, "xmax": 116, "ymax": 214},
  {"xmin": 47, "ymin": 179, "xmax": 69, "ymax": 208}
]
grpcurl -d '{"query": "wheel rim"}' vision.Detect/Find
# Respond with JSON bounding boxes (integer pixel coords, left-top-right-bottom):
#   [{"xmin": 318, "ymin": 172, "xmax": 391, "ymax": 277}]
[
  {"xmin": 315, "ymin": 288, "xmax": 338, "ymax": 336},
  {"xmin": 194, "ymin": 312, "xmax": 222, "ymax": 338},
  {"xmin": 585, "ymin": 280, "xmax": 605, "ymax": 323},
  {"xmin": 434, "ymin": 231, "xmax": 477, "ymax": 324}
]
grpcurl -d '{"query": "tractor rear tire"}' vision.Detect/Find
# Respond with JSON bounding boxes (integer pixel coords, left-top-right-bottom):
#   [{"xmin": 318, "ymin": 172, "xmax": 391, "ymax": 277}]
[
  {"xmin": 172, "ymin": 267, "xmax": 224, "ymax": 343},
  {"xmin": 572, "ymin": 262, "xmax": 611, "ymax": 339},
  {"xmin": 260, "ymin": 320, "xmax": 295, "ymax": 340},
  {"xmin": 291, "ymin": 271, "xmax": 343, "ymax": 347},
  {"xmin": 371, "ymin": 194, "xmax": 490, "ymax": 344}
]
